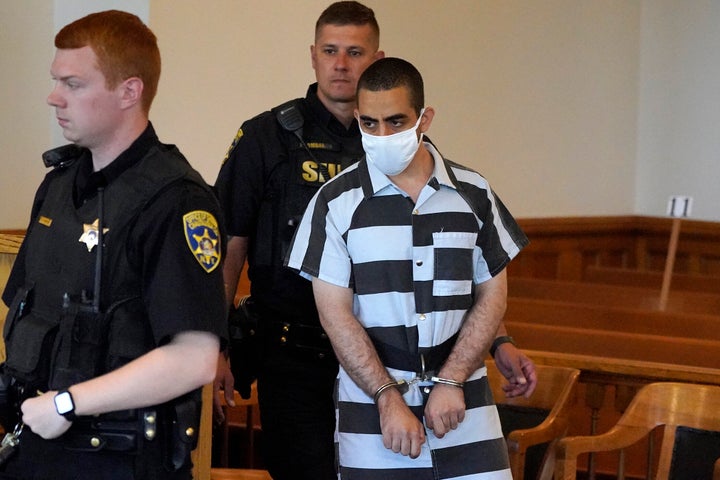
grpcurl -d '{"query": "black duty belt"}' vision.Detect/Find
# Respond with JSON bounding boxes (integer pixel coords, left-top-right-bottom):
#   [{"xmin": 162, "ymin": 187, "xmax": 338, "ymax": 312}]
[
  {"xmin": 371, "ymin": 333, "xmax": 459, "ymax": 375},
  {"xmin": 60, "ymin": 409, "xmax": 157, "ymax": 453},
  {"xmin": 263, "ymin": 320, "xmax": 335, "ymax": 361}
]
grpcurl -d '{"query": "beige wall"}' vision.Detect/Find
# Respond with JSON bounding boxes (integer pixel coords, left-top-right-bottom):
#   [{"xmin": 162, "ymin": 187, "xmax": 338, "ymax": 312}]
[
  {"xmin": 635, "ymin": 0, "xmax": 720, "ymax": 220},
  {"xmin": 1, "ymin": 1, "xmax": 719, "ymax": 229},
  {"xmin": 0, "ymin": 0, "xmax": 54, "ymax": 230},
  {"xmin": 149, "ymin": 0, "xmax": 640, "ymax": 219}
]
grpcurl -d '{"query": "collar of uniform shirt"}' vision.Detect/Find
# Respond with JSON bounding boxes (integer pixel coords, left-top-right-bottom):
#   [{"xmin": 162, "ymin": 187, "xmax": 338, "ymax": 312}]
[
  {"xmin": 73, "ymin": 122, "xmax": 158, "ymax": 205},
  {"xmin": 306, "ymin": 83, "xmax": 360, "ymax": 138}
]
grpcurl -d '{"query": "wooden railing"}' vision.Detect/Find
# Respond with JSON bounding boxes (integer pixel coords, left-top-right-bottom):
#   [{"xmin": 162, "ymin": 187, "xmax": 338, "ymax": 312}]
[{"xmin": 510, "ymin": 215, "xmax": 720, "ymax": 279}]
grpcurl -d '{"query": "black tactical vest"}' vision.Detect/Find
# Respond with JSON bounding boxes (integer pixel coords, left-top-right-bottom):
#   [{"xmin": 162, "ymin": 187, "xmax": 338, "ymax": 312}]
[
  {"xmin": 248, "ymin": 99, "xmax": 364, "ymax": 314},
  {"xmin": 3, "ymin": 143, "xmax": 211, "ymax": 391}
]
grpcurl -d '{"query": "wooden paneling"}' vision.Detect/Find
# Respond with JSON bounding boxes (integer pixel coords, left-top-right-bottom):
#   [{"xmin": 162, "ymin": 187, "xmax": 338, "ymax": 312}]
[
  {"xmin": 504, "ymin": 217, "xmax": 720, "ymax": 478},
  {"xmin": 511, "ymin": 215, "xmax": 720, "ymax": 280}
]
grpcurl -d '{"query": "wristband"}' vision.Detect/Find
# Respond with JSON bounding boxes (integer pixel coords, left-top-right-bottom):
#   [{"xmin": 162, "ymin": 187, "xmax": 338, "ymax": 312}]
[
  {"xmin": 373, "ymin": 380, "xmax": 407, "ymax": 403},
  {"xmin": 490, "ymin": 335, "xmax": 516, "ymax": 358},
  {"xmin": 430, "ymin": 376, "xmax": 464, "ymax": 388}
]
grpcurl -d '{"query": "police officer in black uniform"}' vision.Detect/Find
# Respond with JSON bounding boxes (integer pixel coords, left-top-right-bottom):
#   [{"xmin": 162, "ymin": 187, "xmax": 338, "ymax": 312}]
[
  {"xmin": 1, "ymin": 11, "xmax": 226, "ymax": 479},
  {"xmin": 215, "ymin": 4, "xmax": 383, "ymax": 478},
  {"xmin": 215, "ymin": 3, "xmax": 538, "ymax": 479}
]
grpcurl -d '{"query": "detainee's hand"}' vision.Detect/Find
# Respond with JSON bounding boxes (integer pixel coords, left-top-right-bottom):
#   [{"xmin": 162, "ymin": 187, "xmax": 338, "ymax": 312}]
[
  {"xmin": 213, "ymin": 351, "xmax": 236, "ymax": 425},
  {"xmin": 424, "ymin": 384, "xmax": 466, "ymax": 438},
  {"xmin": 377, "ymin": 389, "xmax": 426, "ymax": 458},
  {"xmin": 21, "ymin": 391, "xmax": 72, "ymax": 439}
]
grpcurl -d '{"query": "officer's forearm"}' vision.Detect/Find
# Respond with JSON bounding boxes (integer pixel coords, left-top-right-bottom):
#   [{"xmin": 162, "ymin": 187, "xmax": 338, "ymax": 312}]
[
  {"xmin": 63, "ymin": 330, "xmax": 219, "ymax": 417},
  {"xmin": 223, "ymin": 236, "xmax": 249, "ymax": 308}
]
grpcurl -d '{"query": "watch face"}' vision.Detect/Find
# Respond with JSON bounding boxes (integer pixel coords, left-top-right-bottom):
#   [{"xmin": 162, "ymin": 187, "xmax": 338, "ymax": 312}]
[{"xmin": 55, "ymin": 391, "xmax": 74, "ymax": 414}]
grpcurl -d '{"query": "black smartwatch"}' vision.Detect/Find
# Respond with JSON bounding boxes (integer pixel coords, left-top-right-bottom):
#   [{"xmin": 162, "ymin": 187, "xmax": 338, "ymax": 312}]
[{"xmin": 54, "ymin": 389, "xmax": 77, "ymax": 421}]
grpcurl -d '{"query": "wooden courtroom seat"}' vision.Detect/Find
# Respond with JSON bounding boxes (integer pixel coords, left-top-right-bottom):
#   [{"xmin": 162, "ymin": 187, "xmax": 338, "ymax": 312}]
[
  {"xmin": 487, "ymin": 360, "xmax": 580, "ymax": 480},
  {"xmin": 554, "ymin": 382, "xmax": 720, "ymax": 480},
  {"xmin": 192, "ymin": 381, "xmax": 262, "ymax": 478},
  {"xmin": 210, "ymin": 468, "xmax": 272, "ymax": 480},
  {"xmin": 192, "ymin": 383, "xmax": 214, "ymax": 480},
  {"xmin": 217, "ymin": 381, "xmax": 262, "ymax": 469}
]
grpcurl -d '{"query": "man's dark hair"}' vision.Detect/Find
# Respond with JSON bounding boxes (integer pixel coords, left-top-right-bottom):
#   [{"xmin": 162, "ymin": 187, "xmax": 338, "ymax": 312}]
[
  {"xmin": 315, "ymin": 1, "xmax": 380, "ymax": 42},
  {"xmin": 357, "ymin": 57, "xmax": 425, "ymax": 114}
]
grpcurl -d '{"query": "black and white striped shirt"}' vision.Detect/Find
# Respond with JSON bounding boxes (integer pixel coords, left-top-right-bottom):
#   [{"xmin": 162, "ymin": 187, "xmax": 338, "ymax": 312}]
[{"xmin": 287, "ymin": 142, "xmax": 527, "ymax": 479}]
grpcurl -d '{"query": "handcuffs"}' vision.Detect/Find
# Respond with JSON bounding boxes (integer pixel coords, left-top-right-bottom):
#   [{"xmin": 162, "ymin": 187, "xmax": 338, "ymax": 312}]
[{"xmin": 372, "ymin": 354, "xmax": 465, "ymax": 404}]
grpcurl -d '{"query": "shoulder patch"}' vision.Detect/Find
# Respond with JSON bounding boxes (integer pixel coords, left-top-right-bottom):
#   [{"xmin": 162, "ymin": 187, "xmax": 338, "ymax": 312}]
[
  {"xmin": 222, "ymin": 127, "xmax": 244, "ymax": 165},
  {"xmin": 183, "ymin": 210, "xmax": 221, "ymax": 273}
]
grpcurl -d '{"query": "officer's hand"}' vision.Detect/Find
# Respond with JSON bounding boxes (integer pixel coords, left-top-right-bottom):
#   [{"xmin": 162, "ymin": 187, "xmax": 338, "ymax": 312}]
[
  {"xmin": 424, "ymin": 384, "xmax": 465, "ymax": 438},
  {"xmin": 213, "ymin": 351, "xmax": 236, "ymax": 425},
  {"xmin": 493, "ymin": 344, "xmax": 537, "ymax": 398},
  {"xmin": 21, "ymin": 391, "xmax": 72, "ymax": 439}
]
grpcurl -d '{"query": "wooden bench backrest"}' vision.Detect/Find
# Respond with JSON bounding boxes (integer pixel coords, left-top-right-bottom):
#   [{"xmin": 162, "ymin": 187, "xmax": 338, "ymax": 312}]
[
  {"xmin": 584, "ymin": 265, "xmax": 720, "ymax": 295},
  {"xmin": 508, "ymin": 276, "xmax": 720, "ymax": 315},
  {"xmin": 505, "ymin": 320, "xmax": 720, "ymax": 369},
  {"xmin": 506, "ymin": 296, "xmax": 720, "ymax": 340}
]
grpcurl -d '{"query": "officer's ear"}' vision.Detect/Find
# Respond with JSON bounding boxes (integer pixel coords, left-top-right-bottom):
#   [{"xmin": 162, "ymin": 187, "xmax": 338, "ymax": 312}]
[
  {"xmin": 310, "ymin": 44, "xmax": 318, "ymax": 71},
  {"xmin": 118, "ymin": 77, "xmax": 143, "ymax": 110}
]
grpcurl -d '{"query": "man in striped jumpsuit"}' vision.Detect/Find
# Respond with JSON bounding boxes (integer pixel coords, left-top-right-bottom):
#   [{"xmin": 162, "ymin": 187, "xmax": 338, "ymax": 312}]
[{"xmin": 286, "ymin": 57, "xmax": 529, "ymax": 479}]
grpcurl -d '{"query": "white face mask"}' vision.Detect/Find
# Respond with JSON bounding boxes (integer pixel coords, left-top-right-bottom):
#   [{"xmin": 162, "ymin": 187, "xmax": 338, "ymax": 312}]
[{"xmin": 360, "ymin": 109, "xmax": 425, "ymax": 176}]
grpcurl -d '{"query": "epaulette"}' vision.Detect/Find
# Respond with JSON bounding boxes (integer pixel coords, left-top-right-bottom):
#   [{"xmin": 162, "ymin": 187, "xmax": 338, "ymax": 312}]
[{"xmin": 42, "ymin": 144, "xmax": 83, "ymax": 169}]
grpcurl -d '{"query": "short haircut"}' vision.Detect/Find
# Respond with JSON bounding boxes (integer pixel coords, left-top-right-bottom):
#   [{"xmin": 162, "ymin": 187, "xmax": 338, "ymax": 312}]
[
  {"xmin": 55, "ymin": 10, "xmax": 161, "ymax": 114},
  {"xmin": 357, "ymin": 57, "xmax": 424, "ymax": 115},
  {"xmin": 315, "ymin": 1, "xmax": 380, "ymax": 47}
]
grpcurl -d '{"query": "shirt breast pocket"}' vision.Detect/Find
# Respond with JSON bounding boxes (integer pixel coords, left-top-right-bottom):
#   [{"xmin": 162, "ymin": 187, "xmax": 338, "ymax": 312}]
[{"xmin": 432, "ymin": 231, "xmax": 477, "ymax": 299}]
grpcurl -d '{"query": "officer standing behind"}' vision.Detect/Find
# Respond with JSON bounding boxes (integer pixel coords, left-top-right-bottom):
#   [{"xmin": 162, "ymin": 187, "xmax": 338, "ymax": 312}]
[
  {"xmin": 214, "ymin": 2, "xmax": 536, "ymax": 479},
  {"xmin": 1, "ymin": 10, "xmax": 226, "ymax": 479}
]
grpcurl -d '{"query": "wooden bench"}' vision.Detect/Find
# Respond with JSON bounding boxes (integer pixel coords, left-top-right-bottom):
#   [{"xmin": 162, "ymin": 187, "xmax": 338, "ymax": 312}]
[
  {"xmin": 583, "ymin": 265, "xmax": 720, "ymax": 295},
  {"xmin": 506, "ymin": 296, "xmax": 720, "ymax": 342},
  {"xmin": 508, "ymin": 276, "xmax": 720, "ymax": 315},
  {"xmin": 506, "ymin": 319, "xmax": 720, "ymax": 369}
]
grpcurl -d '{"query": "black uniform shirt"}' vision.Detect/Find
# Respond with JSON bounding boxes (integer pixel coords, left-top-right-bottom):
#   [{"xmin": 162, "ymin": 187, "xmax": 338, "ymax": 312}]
[
  {"xmin": 215, "ymin": 84, "xmax": 362, "ymax": 315},
  {"xmin": 216, "ymin": 83, "xmax": 360, "ymax": 238},
  {"xmin": 4, "ymin": 123, "xmax": 227, "ymax": 347}
]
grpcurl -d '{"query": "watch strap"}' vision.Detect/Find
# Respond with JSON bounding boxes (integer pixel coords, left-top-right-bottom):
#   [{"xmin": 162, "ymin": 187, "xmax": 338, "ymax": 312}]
[{"xmin": 490, "ymin": 335, "xmax": 516, "ymax": 358}]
